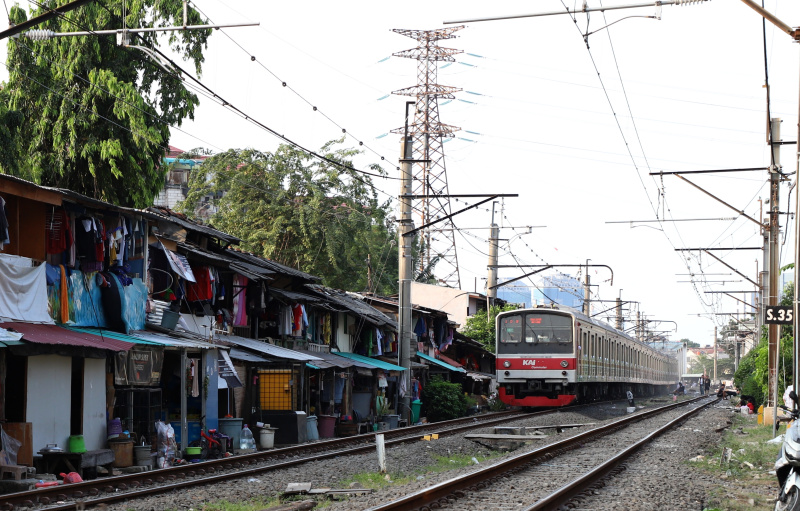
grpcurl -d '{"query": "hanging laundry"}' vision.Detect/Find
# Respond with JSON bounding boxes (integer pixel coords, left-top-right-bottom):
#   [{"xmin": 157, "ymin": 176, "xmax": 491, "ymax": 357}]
[
  {"xmin": 414, "ymin": 316, "xmax": 427, "ymax": 338},
  {"xmin": 232, "ymin": 275, "xmax": 248, "ymax": 326},
  {"xmin": 0, "ymin": 195, "xmax": 9, "ymax": 250},
  {"xmin": 292, "ymin": 303, "xmax": 303, "ymax": 336},
  {"xmin": 185, "ymin": 265, "xmax": 213, "ymax": 301},
  {"xmin": 46, "ymin": 208, "xmax": 72, "ymax": 255}
]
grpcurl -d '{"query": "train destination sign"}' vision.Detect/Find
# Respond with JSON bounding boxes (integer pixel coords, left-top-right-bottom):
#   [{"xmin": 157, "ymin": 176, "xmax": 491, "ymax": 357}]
[{"xmin": 764, "ymin": 305, "xmax": 794, "ymax": 325}]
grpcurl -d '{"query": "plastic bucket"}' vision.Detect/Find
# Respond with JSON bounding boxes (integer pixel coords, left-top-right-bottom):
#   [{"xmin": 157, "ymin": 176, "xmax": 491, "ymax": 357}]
[
  {"xmin": 411, "ymin": 400, "xmax": 422, "ymax": 424},
  {"xmin": 109, "ymin": 439, "xmax": 133, "ymax": 468},
  {"xmin": 219, "ymin": 418, "xmax": 243, "ymax": 450},
  {"xmin": 107, "ymin": 418, "xmax": 122, "ymax": 438},
  {"xmin": 68, "ymin": 435, "xmax": 86, "ymax": 453},
  {"xmin": 134, "ymin": 446, "xmax": 152, "ymax": 466},
  {"xmin": 161, "ymin": 310, "xmax": 180, "ymax": 330},
  {"xmin": 306, "ymin": 416, "xmax": 319, "ymax": 441},
  {"xmin": 259, "ymin": 428, "xmax": 276, "ymax": 449},
  {"xmin": 318, "ymin": 415, "xmax": 336, "ymax": 438}
]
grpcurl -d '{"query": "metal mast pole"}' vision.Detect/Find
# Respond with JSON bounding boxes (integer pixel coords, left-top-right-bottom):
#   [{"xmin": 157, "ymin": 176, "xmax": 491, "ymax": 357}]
[
  {"xmin": 795, "ymin": 51, "xmax": 800, "ymax": 400},
  {"xmin": 398, "ymin": 102, "xmax": 415, "ymax": 426},
  {"xmin": 768, "ymin": 119, "xmax": 781, "ymax": 421}
]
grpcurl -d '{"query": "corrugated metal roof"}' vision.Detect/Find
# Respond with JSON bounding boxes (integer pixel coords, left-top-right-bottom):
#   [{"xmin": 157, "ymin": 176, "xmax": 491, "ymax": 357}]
[
  {"xmin": 229, "ymin": 347, "xmax": 270, "ymax": 363},
  {"xmin": 224, "ymin": 249, "xmax": 320, "ymax": 282},
  {"xmin": 331, "ymin": 351, "xmax": 407, "ymax": 372},
  {"xmin": 131, "ymin": 330, "xmax": 219, "ymax": 350},
  {"xmin": 417, "ymin": 351, "xmax": 465, "ymax": 373},
  {"xmin": 269, "ymin": 287, "xmax": 324, "ymax": 303},
  {"xmin": 213, "ymin": 334, "xmax": 323, "ymax": 362},
  {"xmin": 0, "ymin": 322, "xmax": 133, "ymax": 351},
  {"xmin": 145, "ymin": 207, "xmax": 240, "ymax": 244},
  {"xmin": 305, "ymin": 285, "xmax": 397, "ymax": 329},
  {"xmin": 295, "ymin": 349, "xmax": 354, "ymax": 369}
]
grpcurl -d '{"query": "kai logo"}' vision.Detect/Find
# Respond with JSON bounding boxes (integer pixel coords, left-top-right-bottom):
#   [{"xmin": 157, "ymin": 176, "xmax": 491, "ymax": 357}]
[{"xmin": 521, "ymin": 359, "xmax": 537, "ymax": 366}]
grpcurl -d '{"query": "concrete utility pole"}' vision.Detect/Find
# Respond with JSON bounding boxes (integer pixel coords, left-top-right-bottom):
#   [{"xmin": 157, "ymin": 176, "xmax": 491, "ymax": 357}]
[
  {"xmin": 615, "ymin": 293, "xmax": 623, "ymax": 330},
  {"xmin": 713, "ymin": 326, "xmax": 718, "ymax": 383},
  {"xmin": 583, "ymin": 260, "xmax": 591, "ymax": 315},
  {"xmin": 398, "ymin": 102, "xmax": 415, "ymax": 426},
  {"xmin": 768, "ymin": 118, "xmax": 781, "ymax": 411},
  {"xmin": 486, "ymin": 222, "xmax": 499, "ymax": 308}
]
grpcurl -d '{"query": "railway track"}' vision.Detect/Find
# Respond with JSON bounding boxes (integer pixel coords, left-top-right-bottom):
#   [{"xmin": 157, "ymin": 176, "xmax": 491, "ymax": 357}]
[
  {"xmin": 0, "ymin": 409, "xmax": 534, "ymax": 511},
  {"xmin": 364, "ymin": 396, "xmax": 717, "ymax": 511}
]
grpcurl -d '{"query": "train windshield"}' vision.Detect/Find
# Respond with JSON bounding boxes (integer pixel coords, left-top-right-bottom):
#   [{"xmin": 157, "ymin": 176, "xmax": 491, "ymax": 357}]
[{"xmin": 498, "ymin": 312, "xmax": 573, "ymax": 354}]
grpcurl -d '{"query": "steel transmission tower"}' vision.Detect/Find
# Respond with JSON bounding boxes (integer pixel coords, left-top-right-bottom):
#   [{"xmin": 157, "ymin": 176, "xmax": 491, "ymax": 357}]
[{"xmin": 391, "ymin": 26, "xmax": 464, "ymax": 288}]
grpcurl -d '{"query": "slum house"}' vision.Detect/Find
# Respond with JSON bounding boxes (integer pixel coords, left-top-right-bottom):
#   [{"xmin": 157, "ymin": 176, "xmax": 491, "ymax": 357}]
[
  {"xmin": 0, "ymin": 175, "xmax": 234, "ymax": 476},
  {"xmin": 357, "ymin": 294, "xmax": 497, "ymax": 413},
  {"xmin": 294, "ymin": 285, "xmax": 406, "ymax": 434},
  {"xmin": 139, "ymin": 209, "xmax": 326, "ymax": 448}
]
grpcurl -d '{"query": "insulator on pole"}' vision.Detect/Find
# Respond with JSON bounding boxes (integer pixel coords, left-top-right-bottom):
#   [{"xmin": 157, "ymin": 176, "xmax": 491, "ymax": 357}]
[
  {"xmin": 24, "ymin": 29, "xmax": 56, "ymax": 40},
  {"xmin": 673, "ymin": 0, "xmax": 706, "ymax": 6}
]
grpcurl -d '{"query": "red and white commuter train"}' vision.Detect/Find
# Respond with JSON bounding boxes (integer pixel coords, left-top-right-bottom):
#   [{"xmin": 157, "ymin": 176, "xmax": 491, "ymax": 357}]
[{"xmin": 495, "ymin": 305, "xmax": 679, "ymax": 407}]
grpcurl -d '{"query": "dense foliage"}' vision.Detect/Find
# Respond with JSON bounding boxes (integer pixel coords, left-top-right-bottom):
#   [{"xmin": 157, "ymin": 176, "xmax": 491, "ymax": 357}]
[
  {"xmin": 460, "ymin": 303, "xmax": 519, "ymax": 353},
  {"xmin": 421, "ymin": 377, "xmax": 468, "ymax": 422},
  {"xmin": 733, "ymin": 282, "xmax": 794, "ymax": 406},
  {"xmin": 1, "ymin": 0, "xmax": 210, "ymax": 207},
  {"xmin": 179, "ymin": 143, "xmax": 399, "ymax": 293}
]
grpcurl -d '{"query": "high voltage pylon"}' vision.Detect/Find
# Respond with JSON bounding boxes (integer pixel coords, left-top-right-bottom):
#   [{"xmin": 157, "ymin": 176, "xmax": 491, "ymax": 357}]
[{"xmin": 391, "ymin": 26, "xmax": 464, "ymax": 289}]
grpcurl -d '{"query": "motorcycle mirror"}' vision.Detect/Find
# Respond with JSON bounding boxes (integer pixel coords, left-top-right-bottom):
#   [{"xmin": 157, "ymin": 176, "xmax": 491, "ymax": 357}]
[{"xmin": 791, "ymin": 390, "xmax": 798, "ymax": 402}]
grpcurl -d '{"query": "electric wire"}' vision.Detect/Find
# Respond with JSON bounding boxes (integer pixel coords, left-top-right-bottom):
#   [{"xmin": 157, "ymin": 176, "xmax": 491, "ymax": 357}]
[
  {"xmin": 188, "ymin": 1, "xmax": 401, "ymax": 175},
  {"xmin": 14, "ymin": 0, "xmax": 402, "ymax": 208}
]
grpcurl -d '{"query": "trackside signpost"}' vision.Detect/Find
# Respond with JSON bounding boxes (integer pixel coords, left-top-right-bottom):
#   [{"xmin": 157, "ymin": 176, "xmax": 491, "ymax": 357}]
[{"xmin": 764, "ymin": 306, "xmax": 793, "ymax": 325}]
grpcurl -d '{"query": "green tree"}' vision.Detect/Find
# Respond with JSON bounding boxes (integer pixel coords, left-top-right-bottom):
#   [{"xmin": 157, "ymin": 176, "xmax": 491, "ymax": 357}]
[
  {"xmin": 421, "ymin": 376, "xmax": 468, "ymax": 422},
  {"xmin": 179, "ymin": 143, "xmax": 398, "ymax": 293},
  {"xmin": 733, "ymin": 281, "xmax": 794, "ymax": 405},
  {"xmin": 1, "ymin": 0, "xmax": 210, "ymax": 207},
  {"xmin": 683, "ymin": 338, "xmax": 700, "ymax": 348},
  {"xmin": 461, "ymin": 303, "xmax": 519, "ymax": 353}
]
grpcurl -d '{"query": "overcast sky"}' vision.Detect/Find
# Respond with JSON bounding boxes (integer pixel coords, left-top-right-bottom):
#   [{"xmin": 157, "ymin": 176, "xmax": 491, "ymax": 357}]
[{"xmin": 4, "ymin": 0, "xmax": 800, "ymax": 346}]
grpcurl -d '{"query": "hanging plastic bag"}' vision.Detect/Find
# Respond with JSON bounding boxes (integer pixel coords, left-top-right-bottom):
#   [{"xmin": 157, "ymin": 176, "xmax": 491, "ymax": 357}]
[{"xmin": 0, "ymin": 426, "xmax": 22, "ymax": 465}]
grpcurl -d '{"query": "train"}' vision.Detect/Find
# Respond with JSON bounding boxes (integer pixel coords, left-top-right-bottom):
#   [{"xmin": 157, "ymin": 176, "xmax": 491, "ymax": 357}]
[{"xmin": 495, "ymin": 305, "xmax": 680, "ymax": 407}]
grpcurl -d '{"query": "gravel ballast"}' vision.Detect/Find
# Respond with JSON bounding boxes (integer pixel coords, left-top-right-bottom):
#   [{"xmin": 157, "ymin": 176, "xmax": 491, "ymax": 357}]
[{"xmin": 101, "ymin": 399, "xmax": 775, "ymax": 511}]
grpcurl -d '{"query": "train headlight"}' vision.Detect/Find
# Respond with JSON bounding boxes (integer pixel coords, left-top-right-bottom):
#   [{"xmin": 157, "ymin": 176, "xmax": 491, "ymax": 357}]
[
  {"xmin": 560, "ymin": 360, "xmax": 568, "ymax": 368},
  {"xmin": 503, "ymin": 360, "xmax": 511, "ymax": 368}
]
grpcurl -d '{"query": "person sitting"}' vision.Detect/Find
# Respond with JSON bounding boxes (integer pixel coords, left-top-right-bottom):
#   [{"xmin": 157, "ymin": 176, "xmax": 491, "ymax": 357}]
[
  {"xmin": 717, "ymin": 383, "xmax": 727, "ymax": 399},
  {"xmin": 747, "ymin": 399, "xmax": 755, "ymax": 414},
  {"xmin": 673, "ymin": 381, "xmax": 685, "ymax": 396}
]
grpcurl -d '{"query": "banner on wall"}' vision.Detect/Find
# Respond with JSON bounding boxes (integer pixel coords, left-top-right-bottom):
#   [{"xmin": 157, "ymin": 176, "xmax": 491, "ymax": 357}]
[{"xmin": 114, "ymin": 347, "xmax": 164, "ymax": 386}]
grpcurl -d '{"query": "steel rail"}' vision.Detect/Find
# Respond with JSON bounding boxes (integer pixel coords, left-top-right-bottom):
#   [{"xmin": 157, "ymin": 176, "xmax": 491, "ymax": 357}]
[
  {"xmin": 364, "ymin": 396, "xmax": 710, "ymax": 511},
  {"xmin": 0, "ymin": 410, "xmax": 532, "ymax": 510},
  {"xmin": 525, "ymin": 397, "xmax": 718, "ymax": 510}
]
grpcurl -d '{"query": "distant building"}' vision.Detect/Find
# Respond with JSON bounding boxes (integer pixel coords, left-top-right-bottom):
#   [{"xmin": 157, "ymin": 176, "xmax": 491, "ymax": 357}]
[
  {"xmin": 154, "ymin": 146, "xmax": 213, "ymax": 220},
  {"xmin": 532, "ymin": 275, "xmax": 583, "ymax": 310},
  {"xmin": 496, "ymin": 278, "xmax": 531, "ymax": 308}
]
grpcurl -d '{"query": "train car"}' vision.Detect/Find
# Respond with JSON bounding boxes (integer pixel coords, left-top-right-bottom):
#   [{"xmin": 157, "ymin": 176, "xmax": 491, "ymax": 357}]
[{"xmin": 495, "ymin": 305, "xmax": 679, "ymax": 407}]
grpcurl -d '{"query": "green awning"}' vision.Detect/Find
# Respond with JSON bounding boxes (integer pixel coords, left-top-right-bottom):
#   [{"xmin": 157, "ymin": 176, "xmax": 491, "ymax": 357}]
[
  {"xmin": 416, "ymin": 351, "xmax": 465, "ymax": 373},
  {"xmin": 66, "ymin": 327, "xmax": 163, "ymax": 345},
  {"xmin": 332, "ymin": 351, "xmax": 407, "ymax": 372}
]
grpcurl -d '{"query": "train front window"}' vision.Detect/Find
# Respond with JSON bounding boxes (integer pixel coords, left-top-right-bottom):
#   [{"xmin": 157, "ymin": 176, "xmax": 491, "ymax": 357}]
[{"xmin": 498, "ymin": 312, "xmax": 574, "ymax": 354}]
